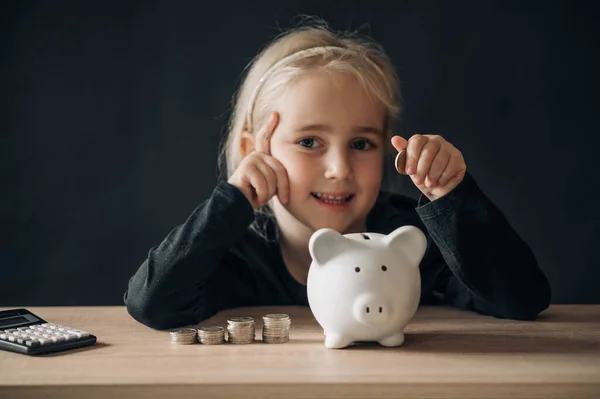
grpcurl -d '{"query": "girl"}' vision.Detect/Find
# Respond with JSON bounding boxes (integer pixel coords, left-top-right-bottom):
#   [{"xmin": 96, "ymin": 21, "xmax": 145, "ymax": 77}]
[{"xmin": 124, "ymin": 22, "xmax": 551, "ymax": 330}]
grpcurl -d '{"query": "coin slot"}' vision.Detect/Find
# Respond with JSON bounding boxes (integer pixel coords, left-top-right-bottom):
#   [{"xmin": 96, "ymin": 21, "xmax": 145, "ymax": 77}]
[
  {"xmin": 379, "ymin": 306, "xmax": 383, "ymax": 313},
  {"xmin": 361, "ymin": 234, "xmax": 370, "ymax": 240},
  {"xmin": 366, "ymin": 307, "xmax": 370, "ymax": 313}
]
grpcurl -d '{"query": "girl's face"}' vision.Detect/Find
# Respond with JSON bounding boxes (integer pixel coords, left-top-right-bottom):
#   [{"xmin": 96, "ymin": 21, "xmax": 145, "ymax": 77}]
[{"xmin": 269, "ymin": 71, "xmax": 386, "ymax": 234}]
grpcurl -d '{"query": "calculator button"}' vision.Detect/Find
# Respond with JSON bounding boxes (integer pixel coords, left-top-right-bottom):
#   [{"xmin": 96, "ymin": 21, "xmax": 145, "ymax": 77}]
[
  {"xmin": 8, "ymin": 336, "xmax": 17, "ymax": 342},
  {"xmin": 64, "ymin": 333, "xmax": 79, "ymax": 341},
  {"xmin": 25, "ymin": 339, "xmax": 40, "ymax": 348},
  {"xmin": 4, "ymin": 329, "xmax": 19, "ymax": 334},
  {"xmin": 0, "ymin": 333, "xmax": 9, "ymax": 340}
]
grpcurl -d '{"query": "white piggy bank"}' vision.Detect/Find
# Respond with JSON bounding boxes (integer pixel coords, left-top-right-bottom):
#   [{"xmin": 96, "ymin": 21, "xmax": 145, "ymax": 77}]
[{"xmin": 307, "ymin": 225, "xmax": 427, "ymax": 349}]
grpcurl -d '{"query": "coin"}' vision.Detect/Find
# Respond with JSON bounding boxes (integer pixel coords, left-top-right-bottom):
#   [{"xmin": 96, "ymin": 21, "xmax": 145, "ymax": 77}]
[
  {"xmin": 228, "ymin": 317, "xmax": 255, "ymax": 324},
  {"xmin": 198, "ymin": 326, "xmax": 225, "ymax": 345},
  {"xmin": 395, "ymin": 150, "xmax": 408, "ymax": 175},
  {"xmin": 262, "ymin": 314, "xmax": 291, "ymax": 344},
  {"xmin": 169, "ymin": 328, "xmax": 197, "ymax": 345},
  {"xmin": 227, "ymin": 317, "xmax": 255, "ymax": 344}
]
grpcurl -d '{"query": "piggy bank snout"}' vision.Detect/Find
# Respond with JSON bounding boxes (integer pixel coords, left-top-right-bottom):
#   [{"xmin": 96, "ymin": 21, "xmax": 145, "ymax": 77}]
[{"xmin": 352, "ymin": 293, "xmax": 390, "ymax": 326}]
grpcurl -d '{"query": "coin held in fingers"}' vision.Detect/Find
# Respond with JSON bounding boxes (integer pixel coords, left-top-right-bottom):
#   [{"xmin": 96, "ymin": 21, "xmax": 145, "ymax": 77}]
[{"xmin": 395, "ymin": 151, "xmax": 408, "ymax": 175}]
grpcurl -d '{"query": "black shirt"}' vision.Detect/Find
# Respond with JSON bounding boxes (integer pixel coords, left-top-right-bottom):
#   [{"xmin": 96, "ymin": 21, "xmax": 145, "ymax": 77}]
[{"xmin": 123, "ymin": 171, "xmax": 551, "ymax": 330}]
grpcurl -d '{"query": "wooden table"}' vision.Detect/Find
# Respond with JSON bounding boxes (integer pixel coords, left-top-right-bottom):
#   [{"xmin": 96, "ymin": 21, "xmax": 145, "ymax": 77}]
[{"xmin": 1, "ymin": 305, "xmax": 599, "ymax": 398}]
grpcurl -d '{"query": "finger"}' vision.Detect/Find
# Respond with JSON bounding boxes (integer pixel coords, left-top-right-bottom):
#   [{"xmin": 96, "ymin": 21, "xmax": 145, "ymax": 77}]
[
  {"xmin": 425, "ymin": 150, "xmax": 451, "ymax": 188},
  {"xmin": 390, "ymin": 135, "xmax": 408, "ymax": 153},
  {"xmin": 254, "ymin": 161, "xmax": 278, "ymax": 203},
  {"xmin": 438, "ymin": 151, "xmax": 465, "ymax": 187},
  {"xmin": 414, "ymin": 140, "xmax": 442, "ymax": 185},
  {"xmin": 255, "ymin": 111, "xmax": 279, "ymax": 155},
  {"xmin": 405, "ymin": 134, "xmax": 427, "ymax": 176},
  {"xmin": 262, "ymin": 156, "xmax": 290, "ymax": 204},
  {"xmin": 247, "ymin": 166, "xmax": 270, "ymax": 206}
]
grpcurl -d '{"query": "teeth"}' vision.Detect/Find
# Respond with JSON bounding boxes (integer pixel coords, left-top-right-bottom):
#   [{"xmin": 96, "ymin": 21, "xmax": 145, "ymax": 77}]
[{"xmin": 312, "ymin": 193, "xmax": 353, "ymax": 202}]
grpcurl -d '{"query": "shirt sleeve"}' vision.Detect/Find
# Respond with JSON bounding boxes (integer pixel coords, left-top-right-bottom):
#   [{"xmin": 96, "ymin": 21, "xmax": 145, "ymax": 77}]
[
  {"xmin": 123, "ymin": 180, "xmax": 256, "ymax": 330},
  {"xmin": 414, "ymin": 171, "xmax": 552, "ymax": 320}
]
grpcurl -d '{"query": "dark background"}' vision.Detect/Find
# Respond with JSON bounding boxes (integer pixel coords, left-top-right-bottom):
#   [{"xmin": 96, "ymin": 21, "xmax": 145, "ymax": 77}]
[{"xmin": 2, "ymin": 1, "xmax": 598, "ymax": 306}]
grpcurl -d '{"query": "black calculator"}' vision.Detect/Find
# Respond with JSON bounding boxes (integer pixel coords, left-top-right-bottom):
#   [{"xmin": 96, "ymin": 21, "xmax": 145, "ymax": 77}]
[{"xmin": 0, "ymin": 308, "xmax": 97, "ymax": 355}]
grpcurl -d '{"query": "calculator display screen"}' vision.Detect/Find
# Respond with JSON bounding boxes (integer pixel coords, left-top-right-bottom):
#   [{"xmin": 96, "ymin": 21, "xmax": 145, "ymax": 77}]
[{"xmin": 0, "ymin": 316, "xmax": 29, "ymax": 328}]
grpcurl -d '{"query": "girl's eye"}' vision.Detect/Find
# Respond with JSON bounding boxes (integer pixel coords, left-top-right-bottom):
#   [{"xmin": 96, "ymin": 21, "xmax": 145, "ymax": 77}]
[
  {"xmin": 297, "ymin": 138, "xmax": 376, "ymax": 150},
  {"xmin": 298, "ymin": 138, "xmax": 320, "ymax": 148},
  {"xmin": 351, "ymin": 139, "xmax": 375, "ymax": 151}
]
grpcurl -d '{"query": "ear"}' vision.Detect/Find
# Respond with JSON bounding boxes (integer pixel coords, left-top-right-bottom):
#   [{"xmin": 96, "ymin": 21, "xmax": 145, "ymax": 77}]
[
  {"xmin": 308, "ymin": 228, "xmax": 350, "ymax": 265},
  {"xmin": 240, "ymin": 130, "xmax": 256, "ymax": 158},
  {"xmin": 385, "ymin": 225, "xmax": 427, "ymax": 267}
]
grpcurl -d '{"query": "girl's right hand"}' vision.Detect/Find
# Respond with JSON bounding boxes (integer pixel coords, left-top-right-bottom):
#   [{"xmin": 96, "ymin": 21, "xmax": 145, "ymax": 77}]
[{"xmin": 227, "ymin": 112, "xmax": 289, "ymax": 209}]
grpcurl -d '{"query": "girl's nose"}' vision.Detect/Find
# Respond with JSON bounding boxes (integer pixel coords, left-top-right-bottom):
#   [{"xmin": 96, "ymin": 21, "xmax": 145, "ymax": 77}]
[{"xmin": 323, "ymin": 150, "xmax": 352, "ymax": 180}]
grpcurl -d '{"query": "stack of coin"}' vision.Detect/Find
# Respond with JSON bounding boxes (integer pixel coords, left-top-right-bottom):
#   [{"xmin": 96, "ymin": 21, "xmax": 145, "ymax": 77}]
[
  {"xmin": 227, "ymin": 317, "xmax": 255, "ymax": 344},
  {"xmin": 197, "ymin": 326, "xmax": 225, "ymax": 345},
  {"xmin": 169, "ymin": 328, "xmax": 197, "ymax": 345},
  {"xmin": 262, "ymin": 313, "xmax": 291, "ymax": 344}
]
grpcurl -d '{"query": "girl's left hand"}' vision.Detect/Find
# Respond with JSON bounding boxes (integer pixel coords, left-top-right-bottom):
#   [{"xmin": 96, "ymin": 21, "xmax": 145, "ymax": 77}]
[{"xmin": 391, "ymin": 134, "xmax": 467, "ymax": 202}]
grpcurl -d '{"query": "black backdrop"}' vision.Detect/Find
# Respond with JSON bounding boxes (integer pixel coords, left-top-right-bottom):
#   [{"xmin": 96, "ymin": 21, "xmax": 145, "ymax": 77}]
[{"xmin": 2, "ymin": 0, "xmax": 598, "ymax": 306}]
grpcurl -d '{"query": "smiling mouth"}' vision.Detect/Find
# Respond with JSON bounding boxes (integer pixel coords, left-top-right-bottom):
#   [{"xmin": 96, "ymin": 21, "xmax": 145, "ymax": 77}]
[{"xmin": 311, "ymin": 192, "xmax": 354, "ymax": 204}]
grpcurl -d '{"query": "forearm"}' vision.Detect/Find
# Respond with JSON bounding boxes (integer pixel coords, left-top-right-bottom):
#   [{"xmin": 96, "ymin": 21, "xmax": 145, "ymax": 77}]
[
  {"xmin": 124, "ymin": 181, "xmax": 255, "ymax": 329},
  {"xmin": 416, "ymin": 171, "xmax": 551, "ymax": 320}
]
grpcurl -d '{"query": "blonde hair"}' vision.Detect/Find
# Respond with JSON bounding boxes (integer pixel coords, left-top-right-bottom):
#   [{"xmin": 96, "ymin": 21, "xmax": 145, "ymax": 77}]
[{"xmin": 216, "ymin": 19, "xmax": 403, "ymax": 240}]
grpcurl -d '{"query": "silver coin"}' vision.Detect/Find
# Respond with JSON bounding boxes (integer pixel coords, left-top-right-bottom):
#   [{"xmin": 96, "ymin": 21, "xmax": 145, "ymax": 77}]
[
  {"xmin": 199, "ymin": 334, "xmax": 225, "ymax": 345},
  {"xmin": 262, "ymin": 314, "xmax": 290, "ymax": 320},
  {"xmin": 199, "ymin": 326, "xmax": 225, "ymax": 333},
  {"xmin": 260, "ymin": 313, "xmax": 291, "ymax": 344},
  {"xmin": 263, "ymin": 335, "xmax": 289, "ymax": 344},
  {"xmin": 227, "ymin": 318, "xmax": 256, "ymax": 344},
  {"xmin": 170, "ymin": 328, "xmax": 197, "ymax": 335},
  {"xmin": 395, "ymin": 150, "xmax": 408, "ymax": 175},
  {"xmin": 198, "ymin": 326, "xmax": 225, "ymax": 344},
  {"xmin": 227, "ymin": 317, "xmax": 255, "ymax": 324}
]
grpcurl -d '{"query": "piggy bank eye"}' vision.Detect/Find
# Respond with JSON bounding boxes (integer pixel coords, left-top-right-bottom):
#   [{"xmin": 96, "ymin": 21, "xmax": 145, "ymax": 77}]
[
  {"xmin": 381, "ymin": 265, "xmax": 387, "ymax": 271},
  {"xmin": 355, "ymin": 267, "xmax": 361, "ymax": 273}
]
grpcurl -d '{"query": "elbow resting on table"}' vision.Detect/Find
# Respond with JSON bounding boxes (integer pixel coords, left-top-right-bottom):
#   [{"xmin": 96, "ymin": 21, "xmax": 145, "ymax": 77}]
[
  {"xmin": 495, "ymin": 278, "xmax": 552, "ymax": 321},
  {"xmin": 124, "ymin": 291, "xmax": 169, "ymax": 330},
  {"xmin": 124, "ymin": 290, "xmax": 200, "ymax": 331}
]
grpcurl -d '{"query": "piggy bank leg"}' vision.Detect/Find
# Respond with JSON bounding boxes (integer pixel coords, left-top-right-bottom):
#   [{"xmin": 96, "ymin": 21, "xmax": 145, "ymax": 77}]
[
  {"xmin": 378, "ymin": 332, "xmax": 404, "ymax": 347},
  {"xmin": 324, "ymin": 332, "xmax": 352, "ymax": 349}
]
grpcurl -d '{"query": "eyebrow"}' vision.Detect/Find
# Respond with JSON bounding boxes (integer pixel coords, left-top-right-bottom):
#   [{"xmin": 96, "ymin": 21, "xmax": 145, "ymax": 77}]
[{"xmin": 294, "ymin": 124, "xmax": 383, "ymax": 136}]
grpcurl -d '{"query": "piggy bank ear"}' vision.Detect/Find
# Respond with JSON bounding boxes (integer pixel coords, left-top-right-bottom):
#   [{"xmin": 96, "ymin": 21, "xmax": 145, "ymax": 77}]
[
  {"xmin": 385, "ymin": 225, "xmax": 427, "ymax": 267},
  {"xmin": 308, "ymin": 228, "xmax": 349, "ymax": 265}
]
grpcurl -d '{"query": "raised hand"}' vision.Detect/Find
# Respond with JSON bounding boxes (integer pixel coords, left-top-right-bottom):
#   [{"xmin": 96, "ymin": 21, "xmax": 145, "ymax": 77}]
[
  {"xmin": 392, "ymin": 134, "xmax": 467, "ymax": 201},
  {"xmin": 228, "ymin": 112, "xmax": 290, "ymax": 209}
]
